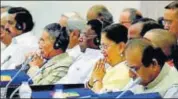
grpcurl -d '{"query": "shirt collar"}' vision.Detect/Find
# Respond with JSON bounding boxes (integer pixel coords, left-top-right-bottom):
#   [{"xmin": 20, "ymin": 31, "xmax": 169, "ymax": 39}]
[
  {"xmin": 85, "ymin": 48, "xmax": 101, "ymax": 55},
  {"xmin": 12, "ymin": 32, "xmax": 31, "ymax": 44},
  {"xmin": 146, "ymin": 63, "xmax": 171, "ymax": 89}
]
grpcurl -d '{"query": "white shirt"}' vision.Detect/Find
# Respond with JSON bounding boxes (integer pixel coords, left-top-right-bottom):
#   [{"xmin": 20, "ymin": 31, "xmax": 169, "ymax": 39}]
[
  {"xmin": 57, "ymin": 46, "xmax": 103, "ymax": 84},
  {"xmin": 1, "ymin": 42, "xmax": 7, "ymax": 53},
  {"xmin": 1, "ymin": 32, "xmax": 39, "ymax": 70},
  {"xmin": 66, "ymin": 45, "xmax": 83, "ymax": 61}
]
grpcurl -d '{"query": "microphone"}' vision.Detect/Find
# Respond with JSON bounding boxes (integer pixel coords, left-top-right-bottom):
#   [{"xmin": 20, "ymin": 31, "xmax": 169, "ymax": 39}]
[
  {"xmin": 1, "ymin": 55, "xmax": 11, "ymax": 66},
  {"xmin": 10, "ymin": 52, "xmax": 83, "ymax": 98},
  {"xmin": 9, "ymin": 59, "xmax": 48, "ymax": 98},
  {"xmin": 3, "ymin": 56, "xmax": 34, "ymax": 98},
  {"xmin": 116, "ymin": 77, "xmax": 142, "ymax": 98}
]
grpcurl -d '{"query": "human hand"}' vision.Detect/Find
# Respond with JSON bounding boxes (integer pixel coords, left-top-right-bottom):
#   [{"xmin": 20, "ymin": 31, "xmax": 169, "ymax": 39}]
[
  {"xmin": 28, "ymin": 51, "xmax": 44, "ymax": 67},
  {"xmin": 92, "ymin": 59, "xmax": 106, "ymax": 82},
  {"xmin": 68, "ymin": 31, "xmax": 80, "ymax": 49}
]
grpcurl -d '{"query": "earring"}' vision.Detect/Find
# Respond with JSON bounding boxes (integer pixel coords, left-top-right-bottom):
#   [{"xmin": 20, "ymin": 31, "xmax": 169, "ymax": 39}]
[{"xmin": 120, "ymin": 53, "xmax": 123, "ymax": 57}]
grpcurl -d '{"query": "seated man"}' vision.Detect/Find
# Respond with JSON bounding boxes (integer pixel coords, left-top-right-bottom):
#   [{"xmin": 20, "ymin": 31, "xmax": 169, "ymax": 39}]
[
  {"xmin": 1, "ymin": 6, "xmax": 12, "ymax": 52},
  {"xmin": 125, "ymin": 38, "xmax": 178, "ymax": 97},
  {"xmin": 57, "ymin": 19, "xmax": 103, "ymax": 84},
  {"xmin": 86, "ymin": 4, "xmax": 113, "ymax": 28},
  {"xmin": 65, "ymin": 16, "xmax": 86, "ymax": 60},
  {"xmin": 27, "ymin": 23, "xmax": 73, "ymax": 85},
  {"xmin": 119, "ymin": 8, "xmax": 142, "ymax": 29},
  {"xmin": 59, "ymin": 12, "xmax": 84, "ymax": 28},
  {"xmin": 128, "ymin": 18, "xmax": 163, "ymax": 39},
  {"xmin": 144, "ymin": 29, "xmax": 178, "ymax": 69},
  {"xmin": 163, "ymin": 1, "xmax": 178, "ymax": 40},
  {"xmin": 1, "ymin": 7, "xmax": 38, "ymax": 70}
]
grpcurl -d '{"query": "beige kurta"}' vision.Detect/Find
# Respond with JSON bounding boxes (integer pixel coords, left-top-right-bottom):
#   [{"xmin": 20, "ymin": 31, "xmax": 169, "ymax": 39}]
[
  {"xmin": 101, "ymin": 61, "xmax": 131, "ymax": 91},
  {"xmin": 133, "ymin": 63, "xmax": 178, "ymax": 97}
]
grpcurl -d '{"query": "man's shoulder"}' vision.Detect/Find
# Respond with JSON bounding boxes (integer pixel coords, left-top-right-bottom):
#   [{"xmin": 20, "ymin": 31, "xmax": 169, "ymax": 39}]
[{"xmin": 51, "ymin": 53, "xmax": 73, "ymax": 66}]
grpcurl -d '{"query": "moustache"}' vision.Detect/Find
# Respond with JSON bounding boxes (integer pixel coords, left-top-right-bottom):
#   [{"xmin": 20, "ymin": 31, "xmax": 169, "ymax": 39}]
[{"xmin": 5, "ymin": 28, "xmax": 11, "ymax": 35}]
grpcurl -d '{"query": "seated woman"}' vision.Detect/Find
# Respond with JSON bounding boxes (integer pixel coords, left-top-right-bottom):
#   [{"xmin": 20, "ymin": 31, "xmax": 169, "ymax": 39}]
[
  {"xmin": 125, "ymin": 38, "xmax": 178, "ymax": 97},
  {"xmin": 87, "ymin": 24, "xmax": 131, "ymax": 93}
]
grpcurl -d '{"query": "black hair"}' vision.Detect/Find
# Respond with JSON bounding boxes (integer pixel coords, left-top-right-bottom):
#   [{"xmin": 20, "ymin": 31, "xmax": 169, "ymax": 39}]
[
  {"xmin": 165, "ymin": 1, "xmax": 178, "ymax": 9},
  {"xmin": 87, "ymin": 19, "xmax": 102, "ymax": 39},
  {"xmin": 8, "ymin": 7, "xmax": 34, "ymax": 33},
  {"xmin": 126, "ymin": 38, "xmax": 168, "ymax": 69},
  {"xmin": 142, "ymin": 46, "xmax": 168, "ymax": 68},
  {"xmin": 44, "ymin": 23, "xmax": 69, "ymax": 52},
  {"xmin": 98, "ymin": 11, "xmax": 113, "ymax": 28},
  {"xmin": 170, "ymin": 45, "xmax": 178, "ymax": 70},
  {"xmin": 102, "ymin": 24, "xmax": 128, "ymax": 44},
  {"xmin": 157, "ymin": 17, "xmax": 164, "ymax": 28},
  {"xmin": 140, "ymin": 21, "xmax": 163, "ymax": 36},
  {"xmin": 132, "ymin": 17, "xmax": 156, "ymax": 25}
]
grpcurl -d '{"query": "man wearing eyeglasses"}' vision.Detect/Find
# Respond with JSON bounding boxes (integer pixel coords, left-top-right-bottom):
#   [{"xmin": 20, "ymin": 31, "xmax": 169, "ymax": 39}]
[
  {"xmin": 56, "ymin": 19, "xmax": 103, "ymax": 84},
  {"xmin": 163, "ymin": 1, "xmax": 178, "ymax": 40},
  {"xmin": 125, "ymin": 38, "xmax": 178, "ymax": 97}
]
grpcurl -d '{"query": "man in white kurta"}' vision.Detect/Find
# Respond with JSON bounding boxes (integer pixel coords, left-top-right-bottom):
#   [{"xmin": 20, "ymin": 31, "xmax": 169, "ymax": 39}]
[
  {"xmin": 1, "ymin": 32, "xmax": 38, "ymax": 70},
  {"xmin": 57, "ymin": 19, "xmax": 103, "ymax": 84},
  {"xmin": 1, "ymin": 7, "xmax": 38, "ymax": 70},
  {"xmin": 57, "ymin": 45, "xmax": 102, "ymax": 84}
]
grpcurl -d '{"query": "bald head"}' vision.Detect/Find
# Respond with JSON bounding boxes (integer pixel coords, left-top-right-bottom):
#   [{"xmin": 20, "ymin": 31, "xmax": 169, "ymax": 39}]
[
  {"xmin": 86, "ymin": 4, "xmax": 113, "ymax": 28},
  {"xmin": 125, "ymin": 38, "xmax": 167, "ymax": 68},
  {"xmin": 119, "ymin": 8, "xmax": 142, "ymax": 29},
  {"xmin": 144, "ymin": 29, "xmax": 177, "ymax": 57},
  {"xmin": 128, "ymin": 22, "xmax": 143, "ymax": 39},
  {"xmin": 125, "ymin": 38, "xmax": 152, "ymax": 54},
  {"xmin": 87, "ymin": 4, "xmax": 107, "ymax": 20},
  {"xmin": 59, "ymin": 12, "xmax": 83, "ymax": 27}
]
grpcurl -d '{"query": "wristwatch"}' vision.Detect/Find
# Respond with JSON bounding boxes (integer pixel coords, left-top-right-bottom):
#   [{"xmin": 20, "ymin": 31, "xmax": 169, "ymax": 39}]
[{"xmin": 93, "ymin": 79, "xmax": 102, "ymax": 85}]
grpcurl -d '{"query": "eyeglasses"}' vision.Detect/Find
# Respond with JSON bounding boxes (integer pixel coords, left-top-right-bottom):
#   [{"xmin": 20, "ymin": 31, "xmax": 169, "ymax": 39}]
[
  {"xmin": 125, "ymin": 62, "xmax": 141, "ymax": 77},
  {"xmin": 99, "ymin": 43, "xmax": 115, "ymax": 50},
  {"xmin": 162, "ymin": 19, "xmax": 173, "ymax": 26},
  {"xmin": 80, "ymin": 32, "xmax": 97, "ymax": 39}
]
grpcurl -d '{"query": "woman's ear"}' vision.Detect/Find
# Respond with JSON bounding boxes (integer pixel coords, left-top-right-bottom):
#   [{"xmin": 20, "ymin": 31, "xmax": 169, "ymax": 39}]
[{"xmin": 117, "ymin": 42, "xmax": 126, "ymax": 55}]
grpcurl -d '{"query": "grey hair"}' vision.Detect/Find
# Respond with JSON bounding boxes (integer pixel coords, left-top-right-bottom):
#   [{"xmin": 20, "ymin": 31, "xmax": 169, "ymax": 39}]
[
  {"xmin": 123, "ymin": 8, "xmax": 141, "ymax": 23},
  {"xmin": 67, "ymin": 17, "xmax": 86, "ymax": 33},
  {"xmin": 62, "ymin": 12, "xmax": 83, "ymax": 19},
  {"xmin": 99, "ymin": 9, "xmax": 113, "ymax": 27},
  {"xmin": 44, "ymin": 23, "xmax": 62, "ymax": 41}
]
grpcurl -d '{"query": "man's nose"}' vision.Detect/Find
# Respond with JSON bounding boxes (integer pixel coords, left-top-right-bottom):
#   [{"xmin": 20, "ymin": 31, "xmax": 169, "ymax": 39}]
[
  {"xmin": 79, "ymin": 36, "xmax": 84, "ymax": 42},
  {"xmin": 4, "ymin": 23, "xmax": 10, "ymax": 30},
  {"xmin": 164, "ymin": 23, "xmax": 170, "ymax": 30}
]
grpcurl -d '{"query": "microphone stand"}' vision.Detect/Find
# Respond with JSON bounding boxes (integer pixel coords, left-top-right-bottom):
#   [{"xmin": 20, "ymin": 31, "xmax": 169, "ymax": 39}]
[
  {"xmin": 116, "ymin": 77, "xmax": 142, "ymax": 98},
  {"xmin": 9, "ymin": 60, "xmax": 47, "ymax": 98},
  {"xmin": 3, "ymin": 56, "xmax": 33, "ymax": 98}
]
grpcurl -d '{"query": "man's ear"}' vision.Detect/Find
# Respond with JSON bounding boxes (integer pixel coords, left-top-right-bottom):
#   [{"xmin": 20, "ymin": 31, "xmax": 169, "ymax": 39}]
[
  {"xmin": 73, "ymin": 29, "xmax": 80, "ymax": 37},
  {"xmin": 152, "ymin": 58, "xmax": 158, "ymax": 65},
  {"xmin": 151, "ymin": 58, "xmax": 160, "ymax": 71}
]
